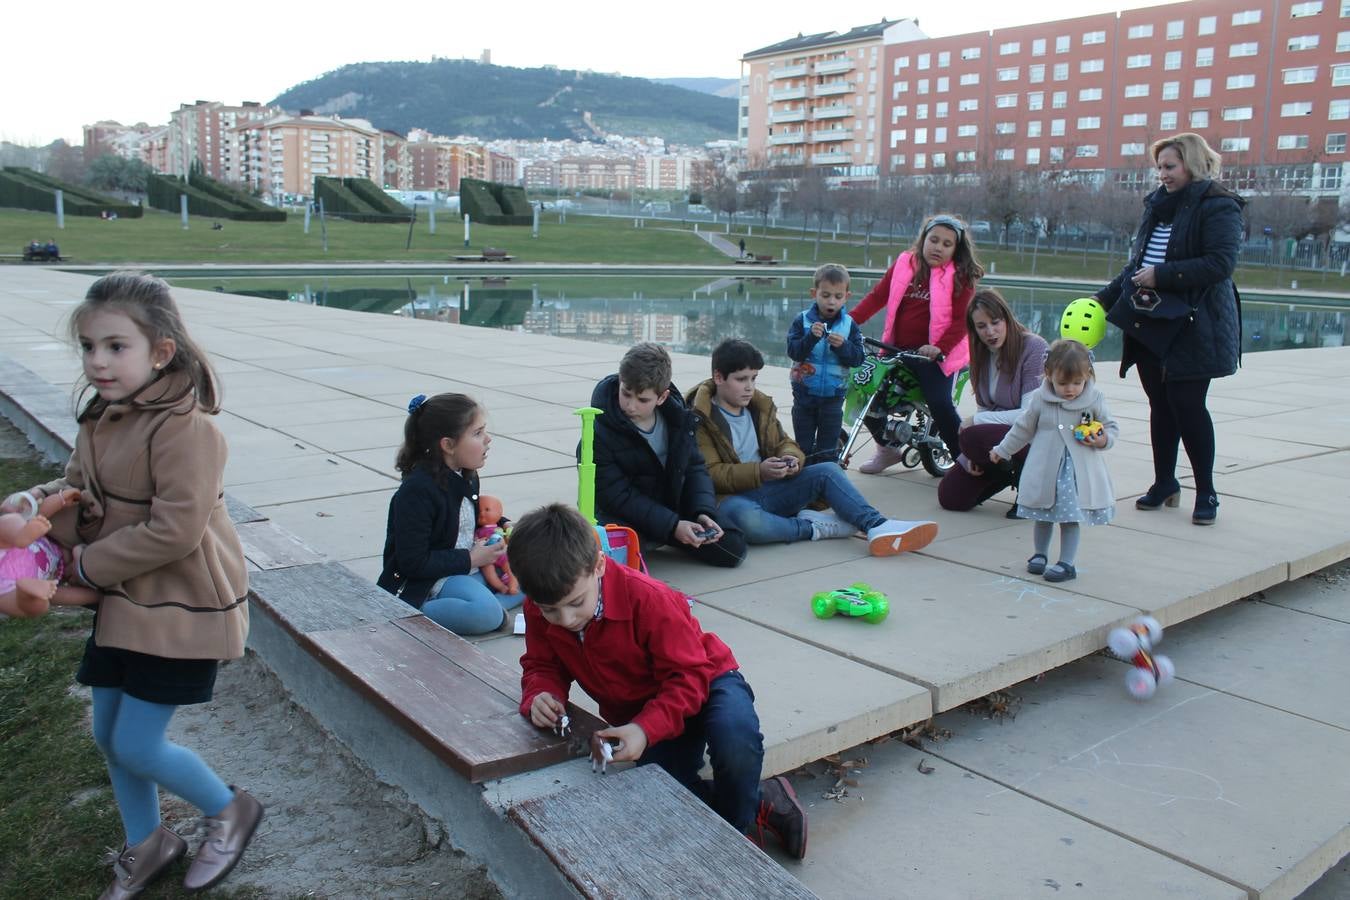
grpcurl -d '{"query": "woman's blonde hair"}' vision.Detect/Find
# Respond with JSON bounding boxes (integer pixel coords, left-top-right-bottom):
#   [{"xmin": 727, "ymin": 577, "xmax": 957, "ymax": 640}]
[
  {"xmin": 1044, "ymin": 339, "xmax": 1094, "ymax": 382},
  {"xmin": 1151, "ymin": 132, "xmax": 1222, "ymax": 181}
]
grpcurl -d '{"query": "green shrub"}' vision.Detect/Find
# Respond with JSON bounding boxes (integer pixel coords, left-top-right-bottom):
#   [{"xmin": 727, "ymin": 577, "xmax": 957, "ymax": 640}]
[
  {"xmin": 0, "ymin": 167, "xmax": 142, "ymax": 217},
  {"xmin": 314, "ymin": 176, "xmax": 411, "ymax": 222},
  {"xmin": 460, "ymin": 178, "xmax": 531, "ymax": 226}
]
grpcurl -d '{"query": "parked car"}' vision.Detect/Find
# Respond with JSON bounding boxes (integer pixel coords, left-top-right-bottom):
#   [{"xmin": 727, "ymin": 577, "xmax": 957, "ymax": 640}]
[
  {"xmin": 642, "ymin": 201, "xmax": 672, "ymax": 214},
  {"xmin": 687, "ymin": 203, "xmax": 711, "ymax": 215},
  {"xmin": 971, "ymin": 220, "xmax": 993, "ymax": 236}
]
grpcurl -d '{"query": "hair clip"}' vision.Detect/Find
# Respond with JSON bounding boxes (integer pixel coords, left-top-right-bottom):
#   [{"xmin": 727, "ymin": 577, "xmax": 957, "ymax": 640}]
[{"xmin": 407, "ymin": 394, "xmax": 427, "ymax": 414}]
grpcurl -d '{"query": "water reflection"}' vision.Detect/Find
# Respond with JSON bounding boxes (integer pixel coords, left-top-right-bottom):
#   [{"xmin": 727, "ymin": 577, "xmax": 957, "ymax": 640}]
[{"xmin": 179, "ymin": 275, "xmax": 1347, "ymax": 366}]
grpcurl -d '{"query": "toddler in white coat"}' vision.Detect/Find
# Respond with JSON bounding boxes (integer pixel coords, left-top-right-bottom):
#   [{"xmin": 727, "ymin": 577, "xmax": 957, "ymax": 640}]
[{"xmin": 991, "ymin": 340, "xmax": 1117, "ymax": 582}]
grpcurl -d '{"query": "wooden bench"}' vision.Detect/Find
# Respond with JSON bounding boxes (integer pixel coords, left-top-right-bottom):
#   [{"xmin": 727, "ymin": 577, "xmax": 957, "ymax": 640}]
[
  {"xmin": 453, "ymin": 247, "xmax": 515, "ymax": 262},
  {"xmin": 734, "ymin": 254, "xmax": 778, "ymax": 265}
]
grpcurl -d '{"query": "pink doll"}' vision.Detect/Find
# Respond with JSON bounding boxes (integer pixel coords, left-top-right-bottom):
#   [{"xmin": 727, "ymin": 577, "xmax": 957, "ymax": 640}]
[
  {"xmin": 0, "ymin": 488, "xmax": 100, "ymax": 617},
  {"xmin": 475, "ymin": 494, "xmax": 516, "ymax": 595}
]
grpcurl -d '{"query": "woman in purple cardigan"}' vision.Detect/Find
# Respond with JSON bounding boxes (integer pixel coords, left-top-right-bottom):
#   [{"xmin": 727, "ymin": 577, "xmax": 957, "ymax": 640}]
[{"xmin": 938, "ymin": 289, "xmax": 1049, "ymax": 511}]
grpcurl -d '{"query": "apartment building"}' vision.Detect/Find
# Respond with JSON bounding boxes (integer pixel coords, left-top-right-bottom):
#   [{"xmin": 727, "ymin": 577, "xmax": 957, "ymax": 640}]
[
  {"xmin": 880, "ymin": 0, "xmax": 1350, "ymax": 195},
  {"xmin": 741, "ymin": 19, "xmax": 925, "ymax": 184},
  {"xmin": 234, "ymin": 115, "xmax": 381, "ymax": 201},
  {"xmin": 81, "ymin": 121, "xmax": 171, "ymax": 172},
  {"xmin": 168, "ymin": 100, "xmax": 281, "ymax": 180},
  {"xmin": 381, "ymin": 131, "xmax": 411, "ymax": 190}
]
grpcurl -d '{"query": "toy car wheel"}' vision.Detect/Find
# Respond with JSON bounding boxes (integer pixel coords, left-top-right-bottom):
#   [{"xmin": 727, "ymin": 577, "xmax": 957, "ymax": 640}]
[
  {"xmin": 1155, "ymin": 655, "xmax": 1175, "ymax": 686},
  {"xmin": 1138, "ymin": 616, "xmax": 1163, "ymax": 644},
  {"xmin": 1125, "ymin": 667, "xmax": 1157, "ymax": 700},
  {"xmin": 811, "ymin": 594, "xmax": 835, "ymax": 619},
  {"xmin": 863, "ymin": 596, "xmax": 890, "ymax": 624}
]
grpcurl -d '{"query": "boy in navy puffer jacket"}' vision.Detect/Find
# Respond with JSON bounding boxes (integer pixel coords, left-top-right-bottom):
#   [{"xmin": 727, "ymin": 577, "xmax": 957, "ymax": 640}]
[{"xmin": 786, "ymin": 263, "xmax": 865, "ymax": 464}]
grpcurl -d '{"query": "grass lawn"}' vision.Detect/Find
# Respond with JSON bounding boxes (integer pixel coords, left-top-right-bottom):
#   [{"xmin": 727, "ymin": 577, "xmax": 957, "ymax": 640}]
[
  {"xmin": 2, "ymin": 206, "xmax": 1347, "ymax": 293},
  {"xmin": 0, "ymin": 452, "xmax": 261, "ymax": 899}
]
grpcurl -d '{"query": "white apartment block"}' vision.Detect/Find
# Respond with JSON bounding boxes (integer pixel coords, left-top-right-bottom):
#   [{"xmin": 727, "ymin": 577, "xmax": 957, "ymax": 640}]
[{"xmin": 233, "ymin": 115, "xmax": 381, "ymax": 202}]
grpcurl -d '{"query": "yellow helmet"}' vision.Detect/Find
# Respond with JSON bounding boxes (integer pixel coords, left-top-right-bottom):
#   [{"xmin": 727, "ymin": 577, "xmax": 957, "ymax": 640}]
[{"xmin": 1060, "ymin": 297, "xmax": 1107, "ymax": 349}]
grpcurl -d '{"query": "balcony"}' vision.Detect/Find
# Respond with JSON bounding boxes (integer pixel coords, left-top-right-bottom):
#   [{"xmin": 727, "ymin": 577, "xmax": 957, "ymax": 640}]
[
  {"xmin": 811, "ymin": 151, "xmax": 852, "ymax": 164},
  {"xmin": 812, "ymin": 129, "xmax": 853, "ymax": 143},
  {"xmin": 770, "ymin": 63, "xmax": 808, "ymax": 79},
  {"xmin": 768, "ymin": 131, "xmax": 806, "ymax": 145},
  {"xmin": 814, "ymin": 81, "xmax": 854, "ymax": 97},
  {"xmin": 769, "ymin": 85, "xmax": 807, "ymax": 101},
  {"xmin": 773, "ymin": 153, "xmax": 806, "ymax": 166},
  {"xmin": 771, "ymin": 108, "xmax": 807, "ymax": 124},
  {"xmin": 813, "ymin": 104, "xmax": 851, "ymax": 120},
  {"xmin": 814, "ymin": 57, "xmax": 855, "ymax": 76}
]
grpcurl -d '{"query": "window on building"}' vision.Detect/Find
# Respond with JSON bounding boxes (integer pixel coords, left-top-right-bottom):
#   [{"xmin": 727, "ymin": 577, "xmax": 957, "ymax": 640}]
[
  {"xmin": 1026, "ymin": 147, "xmax": 1041, "ymax": 164},
  {"xmin": 918, "ymin": 53, "xmax": 931, "ymax": 69},
  {"xmin": 1199, "ymin": 16, "xmax": 1217, "ymax": 34},
  {"xmin": 890, "ymin": 153, "xmax": 906, "ymax": 167},
  {"xmin": 1027, "ymin": 120, "xmax": 1043, "ymax": 137},
  {"xmin": 998, "ymin": 67, "xmax": 1020, "ymax": 81},
  {"xmin": 937, "ymin": 76, "xmax": 950, "ymax": 92},
  {"xmin": 956, "ymin": 150, "xmax": 977, "ymax": 162},
  {"xmin": 996, "ymin": 122, "xmax": 1016, "ymax": 135},
  {"xmin": 1030, "ymin": 64, "xmax": 1045, "ymax": 83},
  {"xmin": 1284, "ymin": 67, "xmax": 1318, "ymax": 84},
  {"xmin": 960, "ymin": 72, "xmax": 980, "ymax": 85},
  {"xmin": 1191, "ymin": 109, "xmax": 1210, "ymax": 127},
  {"xmin": 1160, "ymin": 111, "xmax": 1178, "ymax": 129},
  {"xmin": 1221, "ymin": 137, "xmax": 1251, "ymax": 151},
  {"xmin": 1167, "ymin": 20, "xmax": 1185, "ymax": 39},
  {"xmin": 1050, "ymin": 146, "xmax": 1065, "ymax": 162},
  {"xmin": 1327, "ymin": 132, "xmax": 1347, "ymax": 152},
  {"xmin": 1122, "ymin": 113, "xmax": 1148, "ymax": 127},
  {"xmin": 894, "ymin": 104, "xmax": 909, "ymax": 118},
  {"xmin": 1127, "ymin": 54, "xmax": 1152, "ymax": 68},
  {"xmin": 1052, "ymin": 91, "xmax": 1068, "ymax": 109},
  {"xmin": 915, "ymin": 127, "xmax": 928, "ymax": 144},
  {"xmin": 1128, "ymin": 24, "xmax": 1154, "ymax": 39},
  {"xmin": 1032, "ymin": 38, "xmax": 1047, "ymax": 56},
  {"xmin": 1163, "ymin": 51, "xmax": 1182, "ymax": 70},
  {"xmin": 893, "ymin": 81, "xmax": 909, "ymax": 98},
  {"xmin": 1332, "ymin": 99, "xmax": 1350, "ymax": 119},
  {"xmin": 1055, "ymin": 35, "xmax": 1070, "ymax": 53},
  {"xmin": 961, "ymin": 47, "xmax": 981, "ymax": 60},
  {"xmin": 995, "ymin": 148, "xmax": 1015, "ymax": 161},
  {"xmin": 1321, "ymin": 165, "xmax": 1343, "ymax": 189},
  {"xmin": 1083, "ymin": 30, "xmax": 1106, "ymax": 45},
  {"xmin": 996, "ymin": 93, "xmax": 1018, "ymax": 108},
  {"xmin": 1076, "ymin": 145, "xmax": 1099, "ymax": 157},
  {"xmin": 915, "ymin": 152, "xmax": 926, "ymax": 168},
  {"xmin": 935, "ymin": 127, "xmax": 948, "ymax": 141},
  {"xmin": 1230, "ymin": 42, "xmax": 1259, "ymax": 57},
  {"xmin": 959, "ymin": 98, "xmax": 980, "ymax": 111},
  {"xmin": 1125, "ymin": 83, "xmax": 1150, "ymax": 98},
  {"xmin": 1053, "ymin": 62, "xmax": 1069, "ymax": 80},
  {"xmin": 1051, "ymin": 118, "xmax": 1066, "ymax": 135},
  {"xmin": 1000, "ymin": 41, "xmax": 1021, "ymax": 55},
  {"xmin": 1077, "ymin": 116, "xmax": 1101, "ymax": 129},
  {"xmin": 957, "ymin": 124, "xmax": 978, "ymax": 137},
  {"xmin": 1343, "ymin": 0, "xmax": 1350, "ymax": 18},
  {"xmin": 890, "ymin": 127, "xmax": 908, "ymax": 143},
  {"xmin": 1122, "ymin": 142, "xmax": 1146, "ymax": 156},
  {"xmin": 1290, "ymin": 1, "xmax": 1323, "ymax": 16},
  {"xmin": 1224, "ymin": 106, "xmax": 1255, "ymax": 120},
  {"xmin": 1197, "ymin": 47, "xmax": 1215, "ymax": 66},
  {"xmin": 1194, "ymin": 78, "xmax": 1212, "ymax": 97},
  {"xmin": 1278, "ymin": 134, "xmax": 1311, "ymax": 149},
  {"xmin": 1079, "ymin": 87, "xmax": 1103, "ymax": 101},
  {"xmin": 916, "ymin": 103, "xmax": 929, "ymax": 119},
  {"xmin": 1228, "ymin": 74, "xmax": 1257, "ymax": 89},
  {"xmin": 1335, "ymin": 64, "xmax": 1350, "ymax": 84},
  {"xmin": 1028, "ymin": 91, "xmax": 1045, "ymax": 110},
  {"xmin": 918, "ymin": 79, "xmax": 930, "ymax": 94},
  {"xmin": 1081, "ymin": 59, "xmax": 1105, "ymax": 73},
  {"xmin": 1281, "ymin": 101, "xmax": 1314, "ymax": 116},
  {"xmin": 1232, "ymin": 9, "xmax": 1261, "ymax": 25},
  {"xmin": 895, "ymin": 56, "xmax": 910, "ymax": 73},
  {"xmin": 932, "ymin": 151, "xmax": 947, "ymax": 167},
  {"xmin": 1339, "ymin": 31, "xmax": 1350, "ymax": 50},
  {"xmin": 938, "ymin": 51, "xmax": 951, "ymax": 67},
  {"xmin": 1289, "ymin": 35, "xmax": 1321, "ymax": 50},
  {"xmin": 936, "ymin": 101, "xmax": 949, "ymax": 117}
]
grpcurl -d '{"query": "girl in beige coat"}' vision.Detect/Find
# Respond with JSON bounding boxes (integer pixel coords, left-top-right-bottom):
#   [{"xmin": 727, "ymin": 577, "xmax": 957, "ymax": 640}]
[
  {"xmin": 991, "ymin": 340, "xmax": 1118, "ymax": 583},
  {"xmin": 10, "ymin": 273, "xmax": 262, "ymax": 899}
]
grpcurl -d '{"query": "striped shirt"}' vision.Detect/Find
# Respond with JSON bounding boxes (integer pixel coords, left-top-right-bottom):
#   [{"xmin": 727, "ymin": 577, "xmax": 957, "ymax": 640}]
[{"xmin": 1141, "ymin": 223, "xmax": 1172, "ymax": 267}]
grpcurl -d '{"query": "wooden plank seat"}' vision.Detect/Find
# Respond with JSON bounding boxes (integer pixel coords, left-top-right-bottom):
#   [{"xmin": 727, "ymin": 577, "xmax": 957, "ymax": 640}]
[
  {"xmin": 507, "ymin": 764, "xmax": 819, "ymax": 899},
  {"xmin": 246, "ymin": 562, "xmax": 603, "ymax": 782}
]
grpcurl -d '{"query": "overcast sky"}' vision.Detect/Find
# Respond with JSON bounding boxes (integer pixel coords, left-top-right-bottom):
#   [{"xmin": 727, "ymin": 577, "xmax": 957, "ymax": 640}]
[{"xmin": 5, "ymin": 0, "xmax": 1180, "ymax": 145}]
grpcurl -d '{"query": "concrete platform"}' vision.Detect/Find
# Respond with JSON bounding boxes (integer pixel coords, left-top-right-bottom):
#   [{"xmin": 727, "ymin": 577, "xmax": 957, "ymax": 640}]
[{"xmin": 2, "ymin": 267, "xmax": 1348, "ymax": 896}]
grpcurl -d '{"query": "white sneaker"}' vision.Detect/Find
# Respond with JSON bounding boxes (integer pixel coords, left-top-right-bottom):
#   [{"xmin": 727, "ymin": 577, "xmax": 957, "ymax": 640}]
[
  {"xmin": 797, "ymin": 508, "xmax": 857, "ymax": 541},
  {"xmin": 866, "ymin": 519, "xmax": 939, "ymax": 557},
  {"xmin": 859, "ymin": 445, "xmax": 904, "ymax": 474}
]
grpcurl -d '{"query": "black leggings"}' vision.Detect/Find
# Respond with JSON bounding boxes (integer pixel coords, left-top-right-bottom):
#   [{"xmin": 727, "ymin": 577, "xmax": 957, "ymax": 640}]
[{"xmin": 1133, "ymin": 347, "xmax": 1215, "ymax": 496}]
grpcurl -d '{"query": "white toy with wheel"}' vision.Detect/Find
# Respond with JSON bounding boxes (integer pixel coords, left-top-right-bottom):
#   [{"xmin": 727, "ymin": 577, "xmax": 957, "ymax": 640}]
[{"xmin": 1107, "ymin": 616, "xmax": 1175, "ymax": 700}]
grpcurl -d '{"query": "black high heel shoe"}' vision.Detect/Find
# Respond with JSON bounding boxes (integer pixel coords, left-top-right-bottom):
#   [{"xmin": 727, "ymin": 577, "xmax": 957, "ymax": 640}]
[
  {"xmin": 1192, "ymin": 493, "xmax": 1219, "ymax": 525},
  {"xmin": 1136, "ymin": 482, "xmax": 1181, "ymax": 510}
]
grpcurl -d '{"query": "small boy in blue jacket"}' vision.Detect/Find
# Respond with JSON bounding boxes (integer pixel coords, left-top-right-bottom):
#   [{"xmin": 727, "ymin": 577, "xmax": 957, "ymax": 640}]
[{"xmin": 786, "ymin": 263, "xmax": 865, "ymax": 464}]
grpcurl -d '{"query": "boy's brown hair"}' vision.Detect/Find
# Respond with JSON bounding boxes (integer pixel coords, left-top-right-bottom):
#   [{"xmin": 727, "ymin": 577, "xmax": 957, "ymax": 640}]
[
  {"xmin": 813, "ymin": 263, "xmax": 849, "ymax": 288},
  {"xmin": 618, "ymin": 342, "xmax": 672, "ymax": 395},
  {"xmin": 506, "ymin": 503, "xmax": 601, "ymax": 605}
]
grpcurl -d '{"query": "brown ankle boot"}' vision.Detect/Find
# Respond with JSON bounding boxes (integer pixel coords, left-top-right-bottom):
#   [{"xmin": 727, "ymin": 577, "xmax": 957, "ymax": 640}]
[
  {"xmin": 99, "ymin": 826, "xmax": 187, "ymax": 900},
  {"xmin": 183, "ymin": 786, "xmax": 264, "ymax": 891}
]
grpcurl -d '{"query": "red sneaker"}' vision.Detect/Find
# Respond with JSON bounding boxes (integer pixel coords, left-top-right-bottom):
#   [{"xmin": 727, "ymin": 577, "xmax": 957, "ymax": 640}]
[{"xmin": 753, "ymin": 776, "xmax": 807, "ymax": 859}]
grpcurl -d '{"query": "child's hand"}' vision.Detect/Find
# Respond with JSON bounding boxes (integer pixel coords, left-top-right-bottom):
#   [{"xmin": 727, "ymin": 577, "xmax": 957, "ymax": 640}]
[
  {"xmin": 826, "ymin": 332, "xmax": 845, "ymax": 348},
  {"xmin": 810, "ymin": 322, "xmax": 825, "ymax": 338},
  {"xmin": 674, "ymin": 520, "xmax": 707, "ymax": 546},
  {"xmin": 918, "ymin": 344, "xmax": 942, "ymax": 360},
  {"xmin": 989, "ymin": 449, "xmax": 1004, "ymax": 464},
  {"xmin": 597, "ymin": 722, "xmax": 648, "ymax": 763},
  {"xmin": 695, "ymin": 515, "xmax": 723, "ymax": 543},
  {"xmin": 529, "ymin": 692, "xmax": 566, "ymax": 728},
  {"xmin": 469, "ymin": 540, "xmax": 500, "ymax": 569},
  {"xmin": 1086, "ymin": 431, "xmax": 1109, "ymax": 449},
  {"xmin": 759, "ymin": 457, "xmax": 792, "ymax": 481}
]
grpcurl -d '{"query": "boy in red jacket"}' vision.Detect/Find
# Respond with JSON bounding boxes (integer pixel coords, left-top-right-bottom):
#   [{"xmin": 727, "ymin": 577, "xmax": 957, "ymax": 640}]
[{"xmin": 507, "ymin": 503, "xmax": 807, "ymax": 859}]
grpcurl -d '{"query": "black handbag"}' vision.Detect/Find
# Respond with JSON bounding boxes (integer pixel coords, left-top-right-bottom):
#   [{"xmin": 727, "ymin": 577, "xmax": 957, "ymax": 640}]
[
  {"xmin": 1129, "ymin": 287, "xmax": 1193, "ymax": 320},
  {"xmin": 1125, "ymin": 288, "xmax": 1193, "ymax": 357}
]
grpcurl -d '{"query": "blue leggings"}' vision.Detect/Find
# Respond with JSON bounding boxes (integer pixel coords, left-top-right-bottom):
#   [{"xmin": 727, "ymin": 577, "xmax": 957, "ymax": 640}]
[
  {"xmin": 421, "ymin": 570, "xmax": 525, "ymax": 635},
  {"xmin": 91, "ymin": 687, "xmax": 234, "ymax": 846}
]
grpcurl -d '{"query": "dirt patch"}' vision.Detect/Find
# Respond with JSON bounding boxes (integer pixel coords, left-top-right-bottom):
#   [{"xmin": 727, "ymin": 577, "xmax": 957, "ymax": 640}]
[{"xmin": 160, "ymin": 651, "xmax": 503, "ymax": 899}]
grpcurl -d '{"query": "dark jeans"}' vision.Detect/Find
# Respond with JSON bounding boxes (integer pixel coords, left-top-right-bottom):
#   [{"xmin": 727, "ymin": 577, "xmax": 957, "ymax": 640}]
[
  {"xmin": 790, "ymin": 392, "xmax": 846, "ymax": 465},
  {"xmin": 638, "ymin": 670, "xmax": 764, "ymax": 833},
  {"xmin": 598, "ymin": 510, "xmax": 748, "ymax": 569},
  {"xmin": 864, "ymin": 355, "xmax": 961, "ymax": 459},
  {"xmin": 1132, "ymin": 344, "xmax": 1215, "ymax": 496},
  {"xmin": 938, "ymin": 423, "xmax": 1028, "ymax": 510}
]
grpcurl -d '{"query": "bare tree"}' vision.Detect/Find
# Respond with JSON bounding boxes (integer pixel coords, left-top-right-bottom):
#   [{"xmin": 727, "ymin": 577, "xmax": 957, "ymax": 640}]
[
  {"xmin": 979, "ymin": 164, "xmax": 1024, "ymax": 247},
  {"xmin": 743, "ymin": 177, "xmax": 778, "ymax": 228},
  {"xmin": 789, "ymin": 169, "xmax": 833, "ymax": 261},
  {"xmin": 705, "ymin": 160, "xmax": 740, "ymax": 220}
]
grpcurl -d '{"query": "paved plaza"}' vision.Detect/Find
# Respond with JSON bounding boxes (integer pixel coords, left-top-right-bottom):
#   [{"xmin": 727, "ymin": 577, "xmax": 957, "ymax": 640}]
[{"xmin": 1, "ymin": 266, "xmax": 1347, "ymax": 898}]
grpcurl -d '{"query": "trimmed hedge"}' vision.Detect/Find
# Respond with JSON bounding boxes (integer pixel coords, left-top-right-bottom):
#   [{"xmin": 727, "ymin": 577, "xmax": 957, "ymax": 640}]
[
  {"xmin": 344, "ymin": 178, "xmax": 412, "ymax": 216},
  {"xmin": 145, "ymin": 172, "xmax": 285, "ymax": 222},
  {"xmin": 0, "ymin": 167, "xmax": 143, "ymax": 217},
  {"xmin": 314, "ymin": 176, "xmax": 412, "ymax": 222},
  {"xmin": 460, "ymin": 178, "xmax": 531, "ymax": 226}
]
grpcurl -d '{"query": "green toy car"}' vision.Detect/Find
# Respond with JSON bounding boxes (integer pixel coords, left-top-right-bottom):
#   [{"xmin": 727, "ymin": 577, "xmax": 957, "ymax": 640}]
[{"xmin": 811, "ymin": 582, "xmax": 890, "ymax": 624}]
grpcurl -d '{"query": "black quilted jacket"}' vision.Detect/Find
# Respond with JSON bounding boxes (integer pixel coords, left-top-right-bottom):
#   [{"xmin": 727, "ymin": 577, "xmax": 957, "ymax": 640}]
[{"xmin": 1098, "ymin": 179, "xmax": 1245, "ymax": 381}]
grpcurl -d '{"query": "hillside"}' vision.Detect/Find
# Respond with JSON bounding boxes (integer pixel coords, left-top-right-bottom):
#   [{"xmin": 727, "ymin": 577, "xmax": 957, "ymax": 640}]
[
  {"xmin": 272, "ymin": 60, "xmax": 736, "ymax": 145},
  {"xmin": 652, "ymin": 77, "xmax": 740, "ymax": 98}
]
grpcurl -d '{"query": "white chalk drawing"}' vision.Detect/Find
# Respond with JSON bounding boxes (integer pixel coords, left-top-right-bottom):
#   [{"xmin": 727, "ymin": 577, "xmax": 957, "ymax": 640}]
[{"xmin": 983, "ymin": 575, "xmax": 1078, "ymax": 611}]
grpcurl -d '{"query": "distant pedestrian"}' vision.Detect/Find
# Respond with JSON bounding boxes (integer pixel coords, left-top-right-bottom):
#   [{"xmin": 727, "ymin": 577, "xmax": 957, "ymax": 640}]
[{"xmin": 738, "ymin": 237, "xmax": 747, "ymax": 258}]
